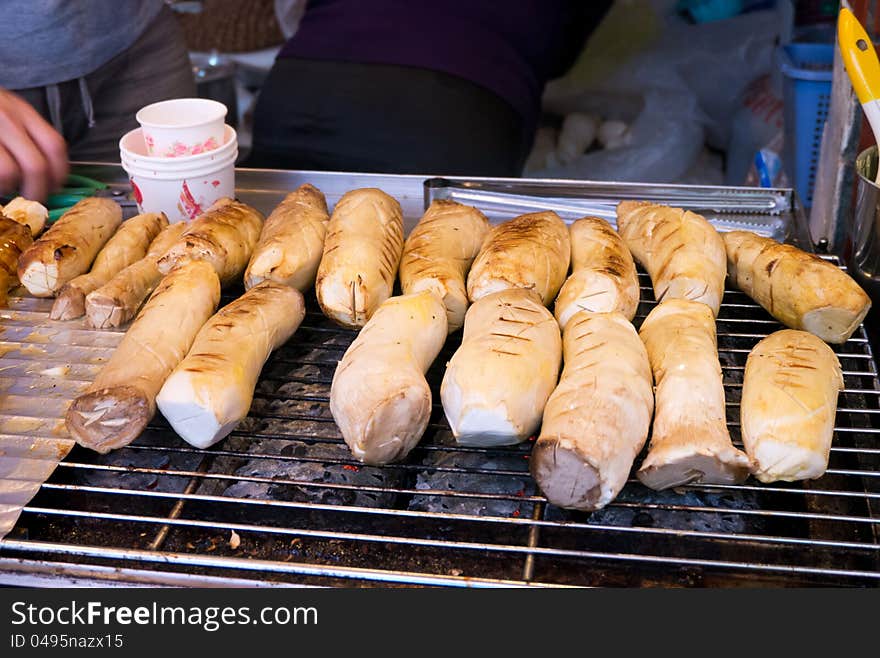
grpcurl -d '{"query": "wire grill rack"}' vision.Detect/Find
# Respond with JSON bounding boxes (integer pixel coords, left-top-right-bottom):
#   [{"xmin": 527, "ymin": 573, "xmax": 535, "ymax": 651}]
[{"xmin": 0, "ymin": 262, "xmax": 878, "ymax": 587}]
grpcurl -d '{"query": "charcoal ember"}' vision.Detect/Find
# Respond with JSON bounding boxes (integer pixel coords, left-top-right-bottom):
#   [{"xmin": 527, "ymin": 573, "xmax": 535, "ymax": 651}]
[
  {"xmin": 290, "ymin": 324, "xmax": 354, "ymax": 347},
  {"xmin": 252, "ymin": 416, "xmax": 342, "ymax": 440},
  {"xmin": 545, "ymin": 485, "xmax": 763, "ymax": 534},
  {"xmin": 221, "ymin": 477, "xmax": 271, "ymax": 500},
  {"xmin": 278, "ymin": 349, "xmax": 343, "ymax": 375},
  {"xmin": 306, "ymin": 343, "xmax": 346, "ymax": 359},
  {"xmin": 220, "ymin": 405, "xmax": 342, "ymax": 442},
  {"xmin": 232, "ymin": 416, "xmax": 267, "ymax": 435},
  {"xmin": 717, "ymin": 349, "xmax": 741, "ymax": 368},
  {"xmin": 72, "ymin": 430, "xmax": 203, "ymax": 493},
  {"xmin": 841, "ymin": 390, "xmax": 868, "ymax": 411},
  {"xmin": 266, "ymin": 361, "xmax": 333, "ymax": 383},
  {"xmin": 254, "ymin": 378, "xmax": 281, "ymax": 396},
  {"xmin": 409, "ymin": 439, "xmax": 535, "ymax": 518},
  {"xmin": 725, "ymin": 402, "xmax": 741, "ymax": 426},
  {"xmin": 725, "ymin": 381, "xmax": 743, "ymax": 406},
  {"xmin": 248, "ymin": 396, "xmax": 334, "ymax": 422},
  {"xmin": 633, "ymin": 301, "xmax": 655, "ymax": 326},
  {"xmin": 218, "ymin": 440, "xmax": 401, "ymax": 508},
  {"xmin": 265, "ymin": 380, "xmax": 329, "ymax": 400},
  {"xmin": 718, "ymin": 353, "xmax": 743, "ymax": 370}
]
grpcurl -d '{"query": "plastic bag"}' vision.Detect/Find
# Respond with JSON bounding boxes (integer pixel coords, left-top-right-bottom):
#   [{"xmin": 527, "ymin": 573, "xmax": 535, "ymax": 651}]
[
  {"xmin": 725, "ymin": 74, "xmax": 785, "ymax": 185},
  {"xmin": 668, "ymin": 10, "xmax": 779, "ymax": 148},
  {"xmin": 532, "ymin": 3, "xmax": 781, "ymax": 182},
  {"xmin": 536, "ymin": 89, "xmax": 705, "ymax": 183},
  {"xmin": 744, "ymin": 132, "xmax": 788, "ymax": 188}
]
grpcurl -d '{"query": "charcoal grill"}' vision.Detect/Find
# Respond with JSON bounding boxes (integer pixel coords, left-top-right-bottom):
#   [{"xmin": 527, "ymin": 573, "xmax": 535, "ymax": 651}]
[{"xmin": 0, "ymin": 167, "xmax": 877, "ymax": 587}]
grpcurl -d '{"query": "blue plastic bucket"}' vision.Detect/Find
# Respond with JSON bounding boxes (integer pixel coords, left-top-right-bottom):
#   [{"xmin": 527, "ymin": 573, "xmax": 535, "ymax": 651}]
[{"xmin": 778, "ymin": 43, "xmax": 834, "ymax": 208}]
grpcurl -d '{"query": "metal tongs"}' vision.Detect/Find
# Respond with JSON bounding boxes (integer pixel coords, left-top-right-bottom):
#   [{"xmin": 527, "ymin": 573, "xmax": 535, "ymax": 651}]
[{"xmin": 424, "ymin": 178, "xmax": 790, "ymax": 223}]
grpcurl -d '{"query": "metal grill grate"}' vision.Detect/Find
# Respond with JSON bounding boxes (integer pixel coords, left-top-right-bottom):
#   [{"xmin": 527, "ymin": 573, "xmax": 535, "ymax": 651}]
[{"xmin": 0, "ymin": 262, "xmax": 878, "ymax": 587}]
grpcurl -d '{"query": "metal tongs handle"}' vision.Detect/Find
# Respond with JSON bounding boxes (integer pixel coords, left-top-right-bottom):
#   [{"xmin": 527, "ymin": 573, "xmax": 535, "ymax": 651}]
[{"xmin": 426, "ymin": 179, "xmax": 790, "ymax": 221}]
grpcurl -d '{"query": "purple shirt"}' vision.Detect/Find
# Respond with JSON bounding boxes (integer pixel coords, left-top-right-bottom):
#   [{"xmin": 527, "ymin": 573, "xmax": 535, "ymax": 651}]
[{"xmin": 279, "ymin": 0, "xmax": 608, "ymax": 134}]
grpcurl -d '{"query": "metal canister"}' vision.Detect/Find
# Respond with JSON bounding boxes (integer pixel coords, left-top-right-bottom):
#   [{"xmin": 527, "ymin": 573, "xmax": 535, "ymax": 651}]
[
  {"xmin": 851, "ymin": 146, "xmax": 880, "ymax": 300},
  {"xmin": 843, "ymin": 146, "xmax": 880, "ymax": 303}
]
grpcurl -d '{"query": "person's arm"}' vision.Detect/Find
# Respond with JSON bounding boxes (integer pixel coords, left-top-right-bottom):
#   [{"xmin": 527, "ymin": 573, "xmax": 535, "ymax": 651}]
[{"xmin": 0, "ymin": 88, "xmax": 68, "ymax": 202}]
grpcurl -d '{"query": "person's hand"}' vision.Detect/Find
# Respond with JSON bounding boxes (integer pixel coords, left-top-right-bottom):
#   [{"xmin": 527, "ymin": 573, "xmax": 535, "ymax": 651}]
[{"xmin": 0, "ymin": 88, "xmax": 69, "ymax": 202}]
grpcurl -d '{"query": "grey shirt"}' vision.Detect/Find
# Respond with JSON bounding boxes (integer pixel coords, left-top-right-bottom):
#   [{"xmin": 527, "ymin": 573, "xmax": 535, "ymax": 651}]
[{"xmin": 0, "ymin": 0, "xmax": 165, "ymax": 89}]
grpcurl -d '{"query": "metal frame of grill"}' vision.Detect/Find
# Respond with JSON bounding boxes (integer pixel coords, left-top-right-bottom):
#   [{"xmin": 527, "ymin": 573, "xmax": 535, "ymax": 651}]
[{"xmin": 0, "ymin": 167, "xmax": 877, "ymax": 587}]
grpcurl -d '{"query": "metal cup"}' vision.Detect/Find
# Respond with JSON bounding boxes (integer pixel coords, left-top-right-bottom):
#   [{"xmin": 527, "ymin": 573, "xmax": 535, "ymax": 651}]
[{"xmin": 851, "ymin": 146, "xmax": 880, "ymax": 300}]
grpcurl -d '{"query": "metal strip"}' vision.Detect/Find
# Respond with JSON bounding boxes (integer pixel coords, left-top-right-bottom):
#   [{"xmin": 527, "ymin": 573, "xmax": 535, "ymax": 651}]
[
  {"xmin": 0, "ymin": 557, "xmax": 303, "ymax": 588},
  {"xmin": 116, "ymin": 432, "xmax": 880, "ymax": 457},
  {"xmin": 33, "ymin": 483, "xmax": 880, "ymax": 552},
  {"xmin": 0, "ymin": 540, "xmax": 558, "ymax": 588},
  {"xmin": 3, "ymin": 537, "xmax": 876, "ymax": 582},
  {"xmin": 147, "ymin": 457, "xmax": 211, "ymax": 551},
  {"xmin": 21, "ymin": 495, "xmax": 880, "ymax": 528},
  {"xmin": 50, "ymin": 461, "xmax": 880, "ymax": 513}
]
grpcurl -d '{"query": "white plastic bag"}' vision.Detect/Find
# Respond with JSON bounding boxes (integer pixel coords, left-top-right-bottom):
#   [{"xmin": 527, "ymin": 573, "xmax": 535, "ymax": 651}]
[
  {"xmin": 664, "ymin": 10, "xmax": 780, "ymax": 148},
  {"xmin": 536, "ymin": 90, "xmax": 705, "ymax": 184},
  {"xmin": 532, "ymin": 3, "xmax": 781, "ymax": 182},
  {"xmin": 725, "ymin": 74, "xmax": 785, "ymax": 185}
]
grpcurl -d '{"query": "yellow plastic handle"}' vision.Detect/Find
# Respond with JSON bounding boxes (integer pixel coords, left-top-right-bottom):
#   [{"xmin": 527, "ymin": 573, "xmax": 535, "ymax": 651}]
[{"xmin": 839, "ymin": 7, "xmax": 880, "ymax": 105}]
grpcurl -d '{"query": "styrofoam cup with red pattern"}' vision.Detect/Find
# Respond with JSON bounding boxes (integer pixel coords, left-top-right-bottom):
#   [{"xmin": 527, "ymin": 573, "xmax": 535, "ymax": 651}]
[
  {"xmin": 135, "ymin": 98, "xmax": 227, "ymax": 157},
  {"xmin": 120, "ymin": 125, "xmax": 237, "ymax": 223}
]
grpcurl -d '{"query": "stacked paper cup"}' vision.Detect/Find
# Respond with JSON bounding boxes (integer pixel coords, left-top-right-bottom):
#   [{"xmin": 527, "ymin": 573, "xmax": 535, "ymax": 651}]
[{"xmin": 120, "ymin": 99, "xmax": 236, "ymax": 223}]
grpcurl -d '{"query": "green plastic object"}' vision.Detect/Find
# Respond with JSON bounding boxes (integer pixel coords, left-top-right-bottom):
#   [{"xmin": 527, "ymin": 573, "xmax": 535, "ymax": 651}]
[
  {"xmin": 64, "ymin": 173, "xmax": 107, "ymax": 190},
  {"xmin": 2, "ymin": 172, "xmax": 111, "ymax": 222},
  {"xmin": 46, "ymin": 193, "xmax": 90, "ymax": 209},
  {"xmin": 44, "ymin": 173, "xmax": 111, "ymax": 222},
  {"xmin": 47, "ymin": 207, "xmax": 69, "ymax": 222}
]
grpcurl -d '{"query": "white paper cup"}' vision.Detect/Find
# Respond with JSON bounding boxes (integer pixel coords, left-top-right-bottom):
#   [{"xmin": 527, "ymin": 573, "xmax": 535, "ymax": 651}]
[
  {"xmin": 135, "ymin": 98, "xmax": 227, "ymax": 158},
  {"xmin": 122, "ymin": 151, "xmax": 237, "ymax": 223},
  {"xmin": 120, "ymin": 125, "xmax": 237, "ymax": 223}
]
